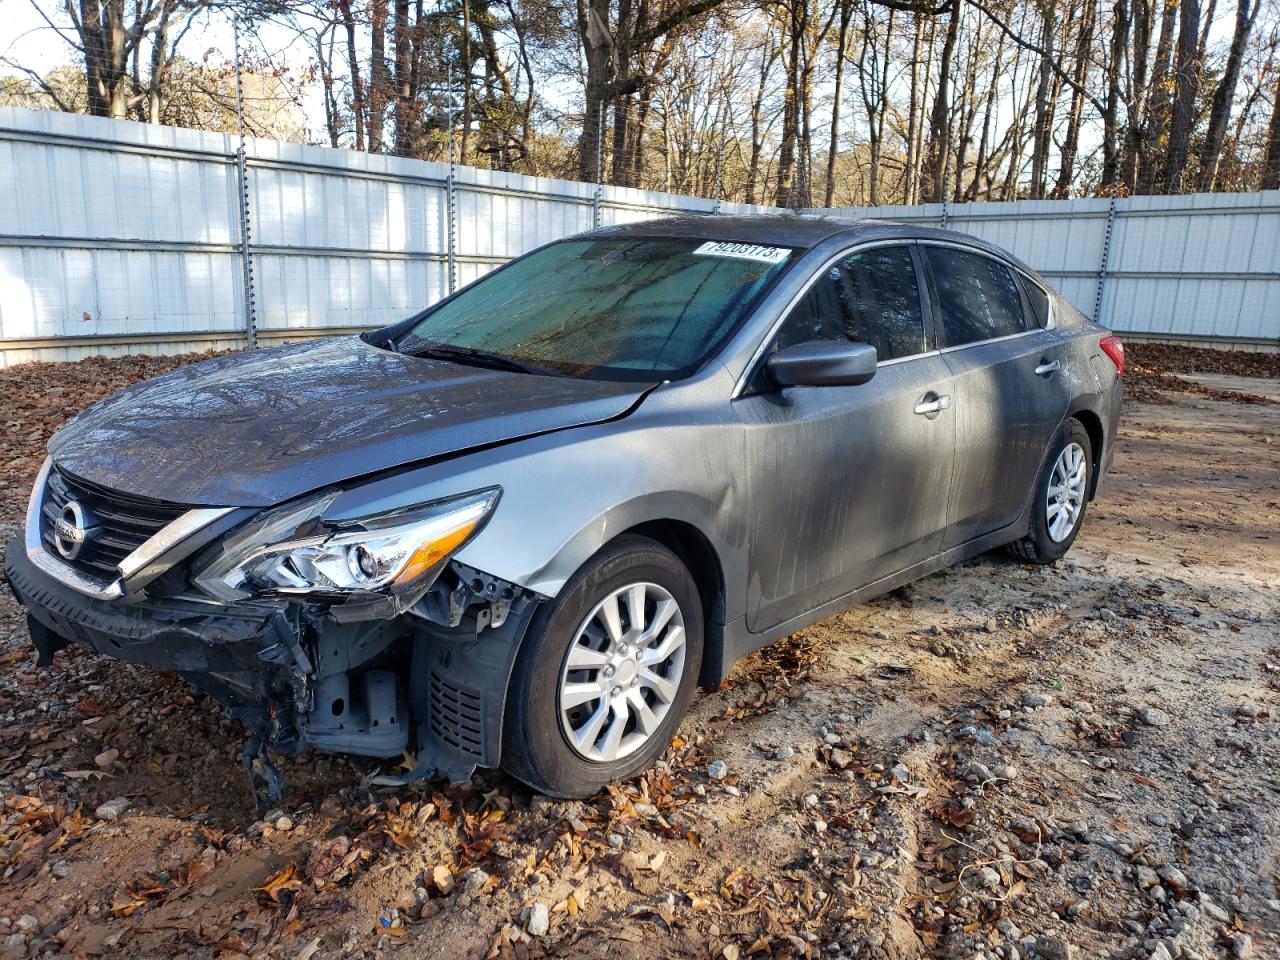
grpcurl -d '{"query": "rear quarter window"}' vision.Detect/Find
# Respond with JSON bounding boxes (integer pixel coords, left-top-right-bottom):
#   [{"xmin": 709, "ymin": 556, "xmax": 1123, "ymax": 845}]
[{"xmin": 1020, "ymin": 275, "xmax": 1052, "ymax": 328}]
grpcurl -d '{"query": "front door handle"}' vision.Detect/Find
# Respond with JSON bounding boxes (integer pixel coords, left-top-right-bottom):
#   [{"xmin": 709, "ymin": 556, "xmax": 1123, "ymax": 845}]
[
  {"xmin": 913, "ymin": 393, "xmax": 952, "ymax": 416},
  {"xmin": 1035, "ymin": 359, "xmax": 1061, "ymax": 377}
]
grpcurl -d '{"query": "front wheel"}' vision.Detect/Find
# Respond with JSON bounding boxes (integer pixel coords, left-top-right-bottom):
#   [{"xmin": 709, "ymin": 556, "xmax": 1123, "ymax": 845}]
[
  {"xmin": 1006, "ymin": 419, "xmax": 1093, "ymax": 564},
  {"xmin": 501, "ymin": 536, "xmax": 703, "ymax": 798}
]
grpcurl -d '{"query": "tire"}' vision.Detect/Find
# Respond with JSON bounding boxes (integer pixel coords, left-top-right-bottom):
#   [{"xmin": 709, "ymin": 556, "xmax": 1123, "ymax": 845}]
[
  {"xmin": 501, "ymin": 535, "xmax": 704, "ymax": 798},
  {"xmin": 1006, "ymin": 418, "xmax": 1093, "ymax": 565}
]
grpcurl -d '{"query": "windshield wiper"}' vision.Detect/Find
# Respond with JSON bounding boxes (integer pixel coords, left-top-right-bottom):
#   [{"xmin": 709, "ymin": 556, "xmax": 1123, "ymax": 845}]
[{"xmin": 397, "ymin": 340, "xmax": 566, "ymax": 377}]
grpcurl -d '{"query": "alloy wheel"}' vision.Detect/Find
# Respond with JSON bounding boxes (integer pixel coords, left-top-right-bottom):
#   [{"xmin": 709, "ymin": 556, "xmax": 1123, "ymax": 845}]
[
  {"xmin": 1046, "ymin": 441, "xmax": 1087, "ymax": 543},
  {"xmin": 557, "ymin": 581, "xmax": 687, "ymax": 763}
]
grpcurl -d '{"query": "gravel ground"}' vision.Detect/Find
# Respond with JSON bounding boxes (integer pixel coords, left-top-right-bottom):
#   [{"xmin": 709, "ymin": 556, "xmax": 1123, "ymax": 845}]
[{"xmin": 0, "ymin": 346, "xmax": 1276, "ymax": 960}]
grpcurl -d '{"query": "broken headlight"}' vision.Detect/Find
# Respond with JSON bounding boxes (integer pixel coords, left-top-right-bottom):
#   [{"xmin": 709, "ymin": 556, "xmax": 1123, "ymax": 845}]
[{"xmin": 193, "ymin": 488, "xmax": 499, "ymax": 601}]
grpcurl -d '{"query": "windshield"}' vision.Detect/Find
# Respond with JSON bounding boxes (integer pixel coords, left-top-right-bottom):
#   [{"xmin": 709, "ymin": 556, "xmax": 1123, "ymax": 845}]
[{"xmin": 397, "ymin": 237, "xmax": 794, "ymax": 381}]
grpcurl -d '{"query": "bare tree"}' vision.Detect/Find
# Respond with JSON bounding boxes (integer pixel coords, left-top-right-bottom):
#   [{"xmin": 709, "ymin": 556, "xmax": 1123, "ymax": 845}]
[
  {"xmin": 1264, "ymin": 66, "xmax": 1280, "ymax": 188},
  {"xmin": 1197, "ymin": 0, "xmax": 1260, "ymax": 189},
  {"xmin": 1165, "ymin": 0, "xmax": 1203, "ymax": 191}
]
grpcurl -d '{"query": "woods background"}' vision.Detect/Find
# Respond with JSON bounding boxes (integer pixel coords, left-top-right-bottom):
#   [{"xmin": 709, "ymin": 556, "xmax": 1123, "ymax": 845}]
[{"xmin": 2, "ymin": 0, "xmax": 1279, "ymax": 209}]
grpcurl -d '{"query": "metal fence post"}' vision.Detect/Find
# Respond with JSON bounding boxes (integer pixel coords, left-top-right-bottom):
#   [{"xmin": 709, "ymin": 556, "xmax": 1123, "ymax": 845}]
[
  {"xmin": 445, "ymin": 68, "xmax": 458, "ymax": 295},
  {"xmin": 232, "ymin": 15, "xmax": 257, "ymax": 350},
  {"xmin": 446, "ymin": 160, "xmax": 457, "ymax": 295},
  {"xmin": 1093, "ymin": 194, "xmax": 1118, "ymax": 325}
]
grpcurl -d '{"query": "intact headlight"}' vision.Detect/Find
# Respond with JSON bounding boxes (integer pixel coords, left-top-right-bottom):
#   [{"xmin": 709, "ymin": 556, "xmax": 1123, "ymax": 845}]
[{"xmin": 194, "ymin": 488, "xmax": 499, "ymax": 602}]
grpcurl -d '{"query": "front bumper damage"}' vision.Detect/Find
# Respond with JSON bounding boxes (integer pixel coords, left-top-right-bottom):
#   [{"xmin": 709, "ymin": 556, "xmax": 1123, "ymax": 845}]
[{"xmin": 4, "ymin": 539, "xmax": 542, "ymax": 810}]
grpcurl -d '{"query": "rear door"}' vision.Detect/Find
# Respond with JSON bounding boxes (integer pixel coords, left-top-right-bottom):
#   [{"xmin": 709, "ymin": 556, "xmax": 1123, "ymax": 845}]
[
  {"xmin": 920, "ymin": 244, "xmax": 1072, "ymax": 548},
  {"xmin": 738, "ymin": 243, "xmax": 956, "ymax": 633}
]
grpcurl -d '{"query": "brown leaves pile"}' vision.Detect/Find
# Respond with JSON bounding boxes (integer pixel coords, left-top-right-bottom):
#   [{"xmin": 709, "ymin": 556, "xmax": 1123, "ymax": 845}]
[
  {"xmin": 1125, "ymin": 342, "xmax": 1278, "ymax": 407},
  {"xmin": 0, "ymin": 352, "xmax": 217, "ymax": 525},
  {"xmin": 0, "ymin": 793, "xmax": 90, "ymax": 882},
  {"xmin": 109, "ymin": 845, "xmax": 222, "ymax": 917},
  {"xmin": 744, "ymin": 632, "xmax": 821, "ymax": 687},
  {"xmin": 1127, "ymin": 342, "xmax": 1280, "ymax": 381}
]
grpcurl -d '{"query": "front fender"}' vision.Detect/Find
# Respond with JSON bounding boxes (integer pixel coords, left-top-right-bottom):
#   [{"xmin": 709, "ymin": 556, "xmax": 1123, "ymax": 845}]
[
  {"xmin": 507, "ymin": 489, "xmax": 739, "ymax": 601},
  {"xmin": 322, "ymin": 381, "xmax": 747, "ymax": 620}
]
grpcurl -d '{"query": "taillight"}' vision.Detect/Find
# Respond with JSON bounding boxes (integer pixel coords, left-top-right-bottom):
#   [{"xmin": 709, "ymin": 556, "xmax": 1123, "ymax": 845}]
[{"xmin": 1099, "ymin": 336, "xmax": 1124, "ymax": 378}]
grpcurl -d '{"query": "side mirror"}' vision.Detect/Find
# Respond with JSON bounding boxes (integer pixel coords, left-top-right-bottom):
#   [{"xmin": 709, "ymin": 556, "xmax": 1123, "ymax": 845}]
[{"xmin": 767, "ymin": 340, "xmax": 878, "ymax": 387}]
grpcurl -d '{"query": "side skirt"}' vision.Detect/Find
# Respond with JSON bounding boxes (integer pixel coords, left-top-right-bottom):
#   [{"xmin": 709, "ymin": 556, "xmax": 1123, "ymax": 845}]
[{"xmin": 711, "ymin": 521, "xmax": 1026, "ymax": 686}]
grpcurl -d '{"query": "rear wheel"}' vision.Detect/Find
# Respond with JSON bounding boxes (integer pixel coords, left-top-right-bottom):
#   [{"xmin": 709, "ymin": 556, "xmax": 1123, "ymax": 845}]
[
  {"xmin": 1006, "ymin": 419, "xmax": 1093, "ymax": 564},
  {"xmin": 501, "ymin": 536, "xmax": 703, "ymax": 798}
]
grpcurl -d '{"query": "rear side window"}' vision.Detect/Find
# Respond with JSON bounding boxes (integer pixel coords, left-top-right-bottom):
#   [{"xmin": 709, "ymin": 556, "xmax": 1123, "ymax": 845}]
[
  {"xmin": 926, "ymin": 247, "xmax": 1029, "ymax": 346},
  {"xmin": 1020, "ymin": 275, "xmax": 1051, "ymax": 328},
  {"xmin": 773, "ymin": 245, "xmax": 925, "ymax": 362}
]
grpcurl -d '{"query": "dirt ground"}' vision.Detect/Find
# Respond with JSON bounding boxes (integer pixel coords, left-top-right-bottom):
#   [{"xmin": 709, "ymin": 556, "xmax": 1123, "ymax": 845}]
[{"xmin": 0, "ymin": 345, "xmax": 1276, "ymax": 960}]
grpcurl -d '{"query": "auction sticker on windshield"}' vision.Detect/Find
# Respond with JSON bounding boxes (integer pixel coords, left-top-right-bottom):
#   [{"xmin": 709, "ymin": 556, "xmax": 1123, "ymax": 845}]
[{"xmin": 692, "ymin": 241, "xmax": 791, "ymax": 265}]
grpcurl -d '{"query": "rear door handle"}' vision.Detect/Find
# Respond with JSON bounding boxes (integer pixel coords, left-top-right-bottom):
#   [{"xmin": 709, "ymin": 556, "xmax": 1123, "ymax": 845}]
[
  {"xmin": 913, "ymin": 393, "xmax": 952, "ymax": 416},
  {"xmin": 1035, "ymin": 359, "xmax": 1061, "ymax": 377}
]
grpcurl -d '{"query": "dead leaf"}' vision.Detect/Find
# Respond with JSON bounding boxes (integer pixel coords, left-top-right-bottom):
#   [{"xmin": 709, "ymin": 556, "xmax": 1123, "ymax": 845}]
[
  {"xmin": 255, "ymin": 864, "xmax": 303, "ymax": 905},
  {"xmin": 304, "ymin": 836, "xmax": 350, "ymax": 880}
]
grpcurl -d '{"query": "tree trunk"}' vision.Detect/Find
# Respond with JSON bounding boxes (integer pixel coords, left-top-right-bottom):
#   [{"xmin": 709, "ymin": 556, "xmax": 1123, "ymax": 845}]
[
  {"xmin": 823, "ymin": 0, "xmax": 853, "ymax": 208},
  {"xmin": 968, "ymin": 31, "xmax": 1001, "ymax": 200},
  {"xmin": 368, "ymin": 0, "xmax": 388, "ymax": 152},
  {"xmin": 1195, "ymin": 0, "xmax": 1256, "ymax": 189},
  {"xmin": 775, "ymin": 0, "xmax": 804, "ymax": 207},
  {"xmin": 869, "ymin": 10, "xmax": 894, "ymax": 205},
  {"xmin": 1120, "ymin": 0, "xmax": 1150, "ymax": 188},
  {"xmin": 1054, "ymin": 0, "xmax": 1095, "ymax": 196},
  {"xmin": 79, "ymin": 0, "xmax": 109, "ymax": 115},
  {"xmin": 1028, "ymin": 4, "xmax": 1055, "ymax": 199},
  {"xmin": 1263, "ymin": 70, "xmax": 1280, "ymax": 189},
  {"xmin": 1137, "ymin": 0, "xmax": 1177, "ymax": 192},
  {"xmin": 629, "ymin": 84, "xmax": 653, "ymax": 186},
  {"xmin": 338, "ymin": 0, "xmax": 366, "ymax": 151},
  {"xmin": 1101, "ymin": 0, "xmax": 1127, "ymax": 191},
  {"xmin": 318, "ymin": 30, "xmax": 340, "ymax": 148},
  {"xmin": 744, "ymin": 37, "xmax": 774, "ymax": 205},
  {"xmin": 459, "ymin": 0, "xmax": 472, "ymax": 164},
  {"xmin": 1165, "ymin": 0, "xmax": 1201, "ymax": 192},
  {"xmin": 924, "ymin": 4, "xmax": 960, "ymax": 203},
  {"xmin": 611, "ymin": 94, "xmax": 631, "ymax": 184},
  {"xmin": 393, "ymin": 0, "xmax": 412, "ymax": 155},
  {"xmin": 146, "ymin": 0, "xmax": 172, "ymax": 124},
  {"xmin": 904, "ymin": 15, "xmax": 925, "ymax": 205},
  {"xmin": 578, "ymin": 0, "xmax": 612, "ymax": 181}
]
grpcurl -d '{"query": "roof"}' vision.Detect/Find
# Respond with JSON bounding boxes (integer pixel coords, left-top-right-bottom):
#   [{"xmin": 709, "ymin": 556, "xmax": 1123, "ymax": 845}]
[
  {"xmin": 583, "ymin": 213, "xmax": 1043, "ymax": 279},
  {"xmin": 588, "ymin": 214, "xmax": 878, "ymax": 249}
]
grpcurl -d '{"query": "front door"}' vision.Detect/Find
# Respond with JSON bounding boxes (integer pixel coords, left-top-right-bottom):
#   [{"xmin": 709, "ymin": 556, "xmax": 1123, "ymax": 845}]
[{"xmin": 737, "ymin": 244, "xmax": 957, "ymax": 633}]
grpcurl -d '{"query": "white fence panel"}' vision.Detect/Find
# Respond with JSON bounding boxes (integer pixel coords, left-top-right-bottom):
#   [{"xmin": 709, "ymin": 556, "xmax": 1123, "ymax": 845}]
[
  {"xmin": 816, "ymin": 190, "xmax": 1279, "ymax": 348},
  {"xmin": 1, "ymin": 105, "xmax": 1277, "ymax": 367}
]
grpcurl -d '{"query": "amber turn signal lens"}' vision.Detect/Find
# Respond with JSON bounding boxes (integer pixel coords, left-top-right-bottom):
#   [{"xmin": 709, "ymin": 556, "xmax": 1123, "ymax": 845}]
[{"xmin": 392, "ymin": 519, "xmax": 482, "ymax": 587}]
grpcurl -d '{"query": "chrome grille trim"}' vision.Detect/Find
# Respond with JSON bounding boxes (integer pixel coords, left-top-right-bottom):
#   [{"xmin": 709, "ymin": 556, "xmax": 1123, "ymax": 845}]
[{"xmin": 23, "ymin": 456, "xmax": 233, "ymax": 600}]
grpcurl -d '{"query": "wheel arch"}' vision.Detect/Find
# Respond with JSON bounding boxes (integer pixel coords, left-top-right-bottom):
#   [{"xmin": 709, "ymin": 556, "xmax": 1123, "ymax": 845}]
[
  {"xmin": 1066, "ymin": 406, "xmax": 1105, "ymax": 500},
  {"xmin": 615, "ymin": 519, "xmax": 727, "ymax": 692}
]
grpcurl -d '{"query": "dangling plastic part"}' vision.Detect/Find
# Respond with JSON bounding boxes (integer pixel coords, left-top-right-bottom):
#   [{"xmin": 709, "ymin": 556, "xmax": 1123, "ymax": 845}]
[{"xmin": 242, "ymin": 734, "xmax": 285, "ymax": 814}]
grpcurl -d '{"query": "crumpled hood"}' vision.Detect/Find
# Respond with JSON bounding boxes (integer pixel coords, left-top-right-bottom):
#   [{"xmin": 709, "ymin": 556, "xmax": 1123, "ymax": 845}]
[{"xmin": 49, "ymin": 337, "xmax": 652, "ymax": 507}]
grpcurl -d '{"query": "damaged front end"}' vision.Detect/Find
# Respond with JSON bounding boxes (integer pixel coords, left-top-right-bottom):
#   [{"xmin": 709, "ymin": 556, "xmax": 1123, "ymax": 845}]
[{"xmin": 4, "ymin": 458, "xmax": 543, "ymax": 810}]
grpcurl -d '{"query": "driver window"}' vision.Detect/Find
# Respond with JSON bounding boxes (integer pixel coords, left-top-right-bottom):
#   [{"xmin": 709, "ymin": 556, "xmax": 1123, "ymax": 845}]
[
  {"xmin": 772, "ymin": 245, "xmax": 925, "ymax": 362},
  {"xmin": 773, "ymin": 264, "xmax": 853, "ymax": 352}
]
